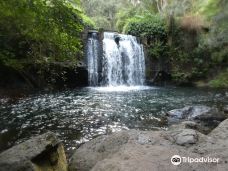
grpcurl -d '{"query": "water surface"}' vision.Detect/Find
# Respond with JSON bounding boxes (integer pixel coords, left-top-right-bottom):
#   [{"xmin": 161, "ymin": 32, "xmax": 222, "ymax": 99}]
[{"xmin": 0, "ymin": 86, "xmax": 227, "ymax": 154}]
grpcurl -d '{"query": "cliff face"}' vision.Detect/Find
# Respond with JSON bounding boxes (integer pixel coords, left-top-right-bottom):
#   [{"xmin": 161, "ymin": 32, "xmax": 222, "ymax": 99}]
[{"xmin": 0, "ymin": 63, "xmax": 88, "ymax": 97}]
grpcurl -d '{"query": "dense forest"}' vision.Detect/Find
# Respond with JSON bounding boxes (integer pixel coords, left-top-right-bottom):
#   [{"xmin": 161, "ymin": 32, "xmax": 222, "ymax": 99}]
[{"xmin": 0, "ymin": 0, "xmax": 227, "ymax": 90}]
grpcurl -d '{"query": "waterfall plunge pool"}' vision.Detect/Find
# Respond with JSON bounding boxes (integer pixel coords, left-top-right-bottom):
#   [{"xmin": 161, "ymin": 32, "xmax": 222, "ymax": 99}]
[
  {"xmin": 0, "ymin": 86, "xmax": 227, "ymax": 155},
  {"xmin": 88, "ymin": 85, "xmax": 153, "ymax": 92}
]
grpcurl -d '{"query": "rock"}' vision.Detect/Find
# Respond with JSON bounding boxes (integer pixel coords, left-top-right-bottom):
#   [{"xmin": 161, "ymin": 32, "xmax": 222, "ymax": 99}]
[
  {"xmin": 223, "ymin": 105, "xmax": 228, "ymax": 114},
  {"xmin": 169, "ymin": 121, "xmax": 198, "ymax": 130},
  {"xmin": 0, "ymin": 132, "xmax": 67, "ymax": 171},
  {"xmin": 173, "ymin": 129, "xmax": 198, "ymax": 146},
  {"xmin": 210, "ymin": 118, "xmax": 228, "ymax": 140},
  {"xmin": 181, "ymin": 121, "xmax": 197, "ymax": 128},
  {"xmin": 167, "ymin": 106, "xmax": 228, "ymax": 134},
  {"xmin": 69, "ymin": 122, "xmax": 228, "ymax": 171},
  {"xmin": 69, "ymin": 131, "xmax": 130, "ymax": 171},
  {"xmin": 167, "ymin": 106, "xmax": 193, "ymax": 119},
  {"xmin": 167, "ymin": 106, "xmax": 217, "ymax": 120}
]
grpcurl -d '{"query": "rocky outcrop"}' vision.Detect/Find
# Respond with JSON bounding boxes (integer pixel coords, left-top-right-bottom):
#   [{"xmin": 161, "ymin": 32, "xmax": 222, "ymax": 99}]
[
  {"xmin": 167, "ymin": 105, "xmax": 228, "ymax": 133},
  {"xmin": 0, "ymin": 132, "xmax": 67, "ymax": 171},
  {"xmin": 69, "ymin": 119, "xmax": 228, "ymax": 171},
  {"xmin": 167, "ymin": 106, "xmax": 218, "ymax": 120}
]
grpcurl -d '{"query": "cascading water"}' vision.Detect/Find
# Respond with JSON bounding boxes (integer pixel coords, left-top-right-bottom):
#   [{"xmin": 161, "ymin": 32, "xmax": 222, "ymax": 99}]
[
  {"xmin": 102, "ymin": 32, "xmax": 145, "ymax": 86},
  {"xmin": 87, "ymin": 32, "xmax": 99, "ymax": 86},
  {"xmin": 87, "ymin": 31, "xmax": 145, "ymax": 87}
]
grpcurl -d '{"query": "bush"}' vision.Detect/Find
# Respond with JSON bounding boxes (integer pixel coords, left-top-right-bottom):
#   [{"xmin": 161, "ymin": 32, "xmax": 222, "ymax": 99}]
[
  {"xmin": 124, "ymin": 14, "xmax": 168, "ymax": 41},
  {"xmin": 209, "ymin": 70, "xmax": 228, "ymax": 88}
]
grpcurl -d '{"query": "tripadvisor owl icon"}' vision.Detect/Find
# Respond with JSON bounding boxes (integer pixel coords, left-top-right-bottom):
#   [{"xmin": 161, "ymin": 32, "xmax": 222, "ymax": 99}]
[{"xmin": 171, "ymin": 155, "xmax": 182, "ymax": 165}]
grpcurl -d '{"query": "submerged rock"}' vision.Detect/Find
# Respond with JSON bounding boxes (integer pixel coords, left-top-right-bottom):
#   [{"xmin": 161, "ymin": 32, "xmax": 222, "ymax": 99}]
[
  {"xmin": 167, "ymin": 105, "xmax": 217, "ymax": 120},
  {"xmin": 167, "ymin": 105, "xmax": 228, "ymax": 133},
  {"xmin": 0, "ymin": 132, "xmax": 67, "ymax": 171}
]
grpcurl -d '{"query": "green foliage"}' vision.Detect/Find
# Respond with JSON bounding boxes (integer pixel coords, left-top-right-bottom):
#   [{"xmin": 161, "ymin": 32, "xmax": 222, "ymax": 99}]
[
  {"xmin": 209, "ymin": 70, "xmax": 228, "ymax": 88},
  {"xmin": 81, "ymin": 0, "xmax": 133, "ymax": 30},
  {"xmin": 116, "ymin": 7, "xmax": 138, "ymax": 32},
  {"xmin": 211, "ymin": 48, "xmax": 228, "ymax": 64},
  {"xmin": 0, "ymin": 0, "xmax": 90, "ymax": 70},
  {"xmin": 148, "ymin": 42, "xmax": 170, "ymax": 60},
  {"xmin": 124, "ymin": 14, "xmax": 167, "ymax": 40}
]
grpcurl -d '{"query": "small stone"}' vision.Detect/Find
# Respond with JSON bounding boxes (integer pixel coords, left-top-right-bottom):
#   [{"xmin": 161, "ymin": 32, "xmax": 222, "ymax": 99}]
[{"xmin": 137, "ymin": 134, "xmax": 150, "ymax": 145}]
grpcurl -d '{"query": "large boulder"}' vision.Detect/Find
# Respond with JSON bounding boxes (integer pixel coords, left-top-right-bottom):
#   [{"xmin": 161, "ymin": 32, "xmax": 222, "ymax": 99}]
[
  {"xmin": 69, "ymin": 120, "xmax": 228, "ymax": 171},
  {"xmin": 0, "ymin": 132, "xmax": 67, "ymax": 171},
  {"xmin": 69, "ymin": 131, "xmax": 130, "ymax": 171}
]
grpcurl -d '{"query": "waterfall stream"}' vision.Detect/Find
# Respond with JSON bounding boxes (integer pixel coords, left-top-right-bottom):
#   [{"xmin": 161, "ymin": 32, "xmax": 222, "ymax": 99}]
[
  {"xmin": 87, "ymin": 32, "xmax": 99, "ymax": 86},
  {"xmin": 87, "ymin": 32, "xmax": 145, "ymax": 87}
]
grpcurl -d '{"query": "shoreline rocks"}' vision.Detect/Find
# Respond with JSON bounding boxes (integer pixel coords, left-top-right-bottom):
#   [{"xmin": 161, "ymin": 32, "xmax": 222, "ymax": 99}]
[
  {"xmin": 1, "ymin": 105, "xmax": 228, "ymax": 171},
  {"xmin": 0, "ymin": 132, "xmax": 67, "ymax": 171},
  {"xmin": 167, "ymin": 105, "xmax": 228, "ymax": 134},
  {"xmin": 69, "ymin": 119, "xmax": 228, "ymax": 171}
]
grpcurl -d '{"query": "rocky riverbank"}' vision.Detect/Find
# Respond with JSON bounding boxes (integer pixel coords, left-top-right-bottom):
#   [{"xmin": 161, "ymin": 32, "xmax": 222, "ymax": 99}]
[
  {"xmin": 0, "ymin": 105, "xmax": 228, "ymax": 171},
  {"xmin": 69, "ymin": 118, "xmax": 228, "ymax": 171}
]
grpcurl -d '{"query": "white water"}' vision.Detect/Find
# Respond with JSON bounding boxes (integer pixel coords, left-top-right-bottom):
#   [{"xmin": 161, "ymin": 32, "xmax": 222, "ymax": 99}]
[
  {"xmin": 102, "ymin": 32, "xmax": 145, "ymax": 86},
  {"xmin": 87, "ymin": 32, "xmax": 145, "ymax": 88},
  {"xmin": 88, "ymin": 86, "xmax": 153, "ymax": 92},
  {"xmin": 87, "ymin": 33, "xmax": 99, "ymax": 86}
]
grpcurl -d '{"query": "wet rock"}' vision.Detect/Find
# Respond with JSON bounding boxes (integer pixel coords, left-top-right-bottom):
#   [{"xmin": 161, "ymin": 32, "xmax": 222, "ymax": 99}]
[
  {"xmin": 167, "ymin": 106, "xmax": 216, "ymax": 120},
  {"xmin": 169, "ymin": 121, "xmax": 198, "ymax": 130},
  {"xmin": 0, "ymin": 132, "xmax": 67, "ymax": 171},
  {"xmin": 167, "ymin": 106, "xmax": 227, "ymax": 133},
  {"xmin": 181, "ymin": 121, "xmax": 197, "ymax": 129}
]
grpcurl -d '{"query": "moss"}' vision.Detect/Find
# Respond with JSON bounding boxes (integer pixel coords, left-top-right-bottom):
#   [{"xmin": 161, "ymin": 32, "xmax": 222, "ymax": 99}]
[{"xmin": 209, "ymin": 70, "xmax": 228, "ymax": 88}]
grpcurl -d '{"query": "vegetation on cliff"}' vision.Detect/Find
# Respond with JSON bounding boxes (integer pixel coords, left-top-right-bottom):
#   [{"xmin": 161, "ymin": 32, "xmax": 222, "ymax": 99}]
[
  {"xmin": 0, "ymin": 0, "xmax": 227, "ymax": 89},
  {"xmin": 0, "ymin": 0, "xmax": 94, "ymax": 70},
  {"xmin": 0, "ymin": 0, "xmax": 93, "ymax": 90},
  {"xmin": 82, "ymin": 0, "xmax": 228, "ymax": 88}
]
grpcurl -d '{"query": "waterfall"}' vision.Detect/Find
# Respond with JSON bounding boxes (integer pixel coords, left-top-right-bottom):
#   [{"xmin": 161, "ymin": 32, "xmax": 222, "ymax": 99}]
[
  {"xmin": 102, "ymin": 32, "xmax": 145, "ymax": 86},
  {"xmin": 87, "ymin": 32, "xmax": 145, "ymax": 87},
  {"xmin": 87, "ymin": 32, "xmax": 99, "ymax": 86}
]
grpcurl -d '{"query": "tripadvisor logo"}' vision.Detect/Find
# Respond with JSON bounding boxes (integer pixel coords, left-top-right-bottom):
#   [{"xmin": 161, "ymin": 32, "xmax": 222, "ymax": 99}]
[
  {"xmin": 171, "ymin": 155, "xmax": 220, "ymax": 165},
  {"xmin": 171, "ymin": 155, "xmax": 181, "ymax": 165}
]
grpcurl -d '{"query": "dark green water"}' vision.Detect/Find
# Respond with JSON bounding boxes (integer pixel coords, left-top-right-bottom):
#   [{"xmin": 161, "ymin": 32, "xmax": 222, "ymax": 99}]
[{"xmin": 0, "ymin": 86, "xmax": 227, "ymax": 154}]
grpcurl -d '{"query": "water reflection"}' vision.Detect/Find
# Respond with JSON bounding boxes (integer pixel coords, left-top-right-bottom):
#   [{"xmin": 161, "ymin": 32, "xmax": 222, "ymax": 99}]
[{"xmin": 0, "ymin": 87, "xmax": 227, "ymax": 154}]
